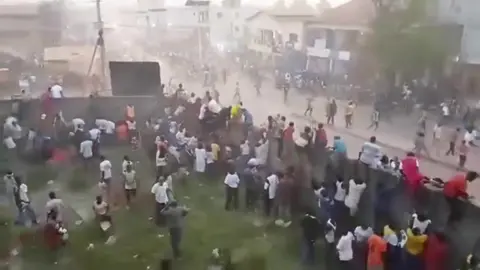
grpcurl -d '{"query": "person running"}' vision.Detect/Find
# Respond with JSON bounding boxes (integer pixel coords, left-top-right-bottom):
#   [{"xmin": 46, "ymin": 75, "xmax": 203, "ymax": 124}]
[
  {"xmin": 344, "ymin": 101, "xmax": 355, "ymax": 128},
  {"xmin": 446, "ymin": 127, "xmax": 460, "ymax": 156},
  {"xmin": 457, "ymin": 140, "xmax": 468, "ymax": 171},
  {"xmin": 368, "ymin": 109, "xmax": 380, "ymax": 130},
  {"xmin": 162, "ymin": 201, "xmax": 189, "ymax": 259},
  {"xmin": 233, "ymin": 81, "xmax": 241, "ymax": 103},
  {"xmin": 304, "ymin": 96, "xmax": 313, "ymax": 117}
]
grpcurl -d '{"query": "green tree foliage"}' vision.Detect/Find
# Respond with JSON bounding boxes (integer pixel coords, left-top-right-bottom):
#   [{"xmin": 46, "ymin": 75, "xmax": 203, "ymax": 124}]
[{"xmin": 368, "ymin": 0, "xmax": 449, "ymax": 75}]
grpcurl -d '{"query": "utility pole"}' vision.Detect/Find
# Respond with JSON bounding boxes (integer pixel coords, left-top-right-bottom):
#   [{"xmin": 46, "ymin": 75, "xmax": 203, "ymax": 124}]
[{"xmin": 96, "ymin": 0, "xmax": 107, "ymax": 92}]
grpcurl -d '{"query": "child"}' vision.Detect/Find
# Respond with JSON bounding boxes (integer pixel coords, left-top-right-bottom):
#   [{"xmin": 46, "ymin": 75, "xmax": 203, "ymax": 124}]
[{"xmin": 458, "ymin": 140, "xmax": 468, "ymax": 170}]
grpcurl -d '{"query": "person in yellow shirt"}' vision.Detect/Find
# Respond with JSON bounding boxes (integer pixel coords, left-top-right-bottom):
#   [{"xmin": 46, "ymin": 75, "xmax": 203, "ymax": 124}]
[
  {"xmin": 230, "ymin": 102, "xmax": 242, "ymax": 120},
  {"xmin": 405, "ymin": 227, "xmax": 427, "ymax": 270}
]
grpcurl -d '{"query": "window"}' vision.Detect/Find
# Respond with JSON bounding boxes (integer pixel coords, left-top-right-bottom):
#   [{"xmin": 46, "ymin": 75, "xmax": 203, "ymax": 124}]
[
  {"xmin": 288, "ymin": 33, "xmax": 298, "ymax": 43},
  {"xmin": 198, "ymin": 11, "xmax": 209, "ymax": 23}
]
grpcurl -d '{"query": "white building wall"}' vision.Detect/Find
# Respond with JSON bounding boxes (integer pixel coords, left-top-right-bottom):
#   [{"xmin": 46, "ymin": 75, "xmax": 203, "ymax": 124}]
[
  {"xmin": 278, "ymin": 21, "xmax": 305, "ymax": 50},
  {"xmin": 432, "ymin": 0, "xmax": 480, "ymax": 64},
  {"xmin": 162, "ymin": 7, "xmax": 210, "ymax": 28},
  {"xmin": 208, "ymin": 6, "xmax": 257, "ymax": 49}
]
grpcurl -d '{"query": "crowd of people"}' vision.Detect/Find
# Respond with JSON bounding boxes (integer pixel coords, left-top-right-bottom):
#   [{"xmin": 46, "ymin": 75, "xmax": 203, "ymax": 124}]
[{"xmin": 2, "ymin": 73, "xmax": 480, "ymax": 270}]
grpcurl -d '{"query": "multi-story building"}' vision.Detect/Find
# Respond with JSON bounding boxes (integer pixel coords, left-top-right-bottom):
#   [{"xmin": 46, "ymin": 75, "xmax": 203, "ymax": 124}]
[
  {"xmin": 208, "ymin": 5, "xmax": 258, "ymax": 52},
  {"xmin": 304, "ymin": 0, "xmax": 375, "ymax": 76},
  {"xmin": 0, "ymin": 4, "xmax": 42, "ymax": 60}
]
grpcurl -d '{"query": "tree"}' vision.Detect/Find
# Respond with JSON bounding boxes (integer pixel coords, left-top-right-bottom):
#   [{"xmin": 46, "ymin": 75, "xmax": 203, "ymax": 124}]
[{"xmin": 367, "ymin": 0, "xmax": 450, "ymax": 84}]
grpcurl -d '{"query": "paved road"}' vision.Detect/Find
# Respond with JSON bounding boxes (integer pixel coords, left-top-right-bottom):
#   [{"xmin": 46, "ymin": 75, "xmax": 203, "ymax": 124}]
[{"xmin": 153, "ymin": 58, "xmax": 480, "ymax": 203}]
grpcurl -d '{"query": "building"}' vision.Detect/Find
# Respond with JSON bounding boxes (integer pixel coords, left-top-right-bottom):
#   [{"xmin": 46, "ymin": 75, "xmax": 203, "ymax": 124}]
[
  {"xmin": 0, "ymin": 2, "xmax": 64, "ymax": 60},
  {"xmin": 245, "ymin": 2, "xmax": 318, "ymax": 56},
  {"xmin": 427, "ymin": 0, "xmax": 480, "ymax": 94},
  {"xmin": 208, "ymin": 5, "xmax": 258, "ymax": 51},
  {"xmin": 0, "ymin": 3, "xmax": 42, "ymax": 59},
  {"xmin": 303, "ymin": 0, "xmax": 375, "ymax": 76}
]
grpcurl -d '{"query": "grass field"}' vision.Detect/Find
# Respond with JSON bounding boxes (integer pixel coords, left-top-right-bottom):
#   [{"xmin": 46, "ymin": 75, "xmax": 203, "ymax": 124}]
[{"xmin": 17, "ymin": 164, "xmax": 305, "ymax": 270}]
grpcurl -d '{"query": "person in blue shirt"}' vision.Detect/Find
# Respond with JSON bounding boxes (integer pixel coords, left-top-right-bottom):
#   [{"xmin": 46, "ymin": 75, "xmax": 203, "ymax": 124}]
[
  {"xmin": 333, "ymin": 136, "xmax": 347, "ymax": 154},
  {"xmin": 242, "ymin": 108, "xmax": 253, "ymax": 136},
  {"xmin": 332, "ymin": 136, "xmax": 347, "ymax": 179}
]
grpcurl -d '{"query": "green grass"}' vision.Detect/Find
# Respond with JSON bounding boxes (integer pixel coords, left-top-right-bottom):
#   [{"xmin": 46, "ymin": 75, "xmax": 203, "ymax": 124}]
[
  {"xmin": 25, "ymin": 165, "xmax": 58, "ymax": 192},
  {"xmin": 20, "ymin": 179, "xmax": 302, "ymax": 270}
]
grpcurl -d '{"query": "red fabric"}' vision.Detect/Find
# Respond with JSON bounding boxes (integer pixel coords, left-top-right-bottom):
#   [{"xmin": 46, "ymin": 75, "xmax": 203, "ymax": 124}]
[
  {"xmin": 50, "ymin": 148, "xmax": 70, "ymax": 163},
  {"xmin": 401, "ymin": 157, "xmax": 423, "ymax": 194},
  {"xmin": 116, "ymin": 124, "xmax": 128, "ymax": 141},
  {"xmin": 157, "ymin": 141, "xmax": 168, "ymax": 151},
  {"xmin": 424, "ymin": 234, "xmax": 447, "ymax": 270},
  {"xmin": 283, "ymin": 127, "xmax": 294, "ymax": 141},
  {"xmin": 44, "ymin": 223, "xmax": 62, "ymax": 250},
  {"xmin": 316, "ymin": 128, "xmax": 327, "ymax": 145},
  {"xmin": 443, "ymin": 174, "xmax": 468, "ymax": 198}
]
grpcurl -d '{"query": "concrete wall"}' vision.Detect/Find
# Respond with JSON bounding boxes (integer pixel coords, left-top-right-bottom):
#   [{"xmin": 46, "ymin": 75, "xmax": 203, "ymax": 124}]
[{"xmin": 3, "ymin": 96, "xmax": 167, "ymax": 125}]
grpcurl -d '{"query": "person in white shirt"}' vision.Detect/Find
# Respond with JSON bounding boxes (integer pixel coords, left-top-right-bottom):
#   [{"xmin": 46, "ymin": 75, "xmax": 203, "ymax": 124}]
[
  {"xmin": 334, "ymin": 179, "xmax": 347, "ymax": 203},
  {"xmin": 99, "ymin": 155, "xmax": 113, "ymax": 191},
  {"xmin": 79, "ymin": 139, "xmax": 93, "ymax": 166},
  {"xmin": 240, "ymin": 140, "xmax": 250, "ymax": 156},
  {"xmin": 224, "ymin": 168, "xmax": 240, "ymax": 210},
  {"xmin": 45, "ymin": 191, "xmax": 64, "ymax": 221},
  {"xmin": 198, "ymin": 104, "xmax": 207, "ymax": 120},
  {"xmin": 344, "ymin": 178, "xmax": 366, "ymax": 216},
  {"xmin": 151, "ymin": 179, "xmax": 169, "ymax": 225},
  {"xmin": 324, "ymin": 219, "xmax": 337, "ymax": 268},
  {"xmin": 255, "ymin": 140, "xmax": 269, "ymax": 166},
  {"xmin": 14, "ymin": 177, "xmax": 38, "ymax": 225},
  {"xmin": 195, "ymin": 143, "xmax": 207, "ymax": 173},
  {"xmin": 123, "ymin": 164, "xmax": 137, "ymax": 207},
  {"xmin": 264, "ymin": 172, "xmax": 281, "ymax": 216},
  {"xmin": 126, "ymin": 119, "xmax": 137, "ymax": 142},
  {"xmin": 50, "ymin": 84, "xmax": 64, "ymax": 99},
  {"xmin": 122, "ymin": 155, "xmax": 133, "ymax": 174},
  {"xmin": 207, "ymin": 98, "xmax": 222, "ymax": 114},
  {"xmin": 156, "ymin": 147, "xmax": 168, "ymax": 178},
  {"xmin": 176, "ymin": 128, "xmax": 188, "ymax": 148},
  {"xmin": 89, "ymin": 128, "xmax": 101, "ymax": 142},
  {"xmin": 205, "ymin": 145, "xmax": 215, "ymax": 177},
  {"xmin": 410, "ymin": 213, "xmax": 431, "ymax": 234},
  {"xmin": 336, "ymin": 231, "xmax": 354, "ymax": 266},
  {"xmin": 354, "ymin": 224, "xmax": 373, "ymax": 243},
  {"xmin": 93, "ymin": 195, "xmax": 111, "ymax": 227},
  {"xmin": 96, "ymin": 119, "xmax": 116, "ymax": 134},
  {"xmin": 71, "ymin": 118, "xmax": 85, "ymax": 132}
]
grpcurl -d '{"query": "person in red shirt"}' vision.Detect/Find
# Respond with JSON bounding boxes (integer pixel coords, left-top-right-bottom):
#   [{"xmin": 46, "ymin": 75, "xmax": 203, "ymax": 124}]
[
  {"xmin": 443, "ymin": 171, "xmax": 478, "ymax": 225},
  {"xmin": 424, "ymin": 231, "xmax": 448, "ymax": 270},
  {"xmin": 401, "ymin": 152, "xmax": 424, "ymax": 203},
  {"xmin": 315, "ymin": 123, "xmax": 327, "ymax": 148},
  {"xmin": 282, "ymin": 122, "xmax": 295, "ymax": 162}
]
